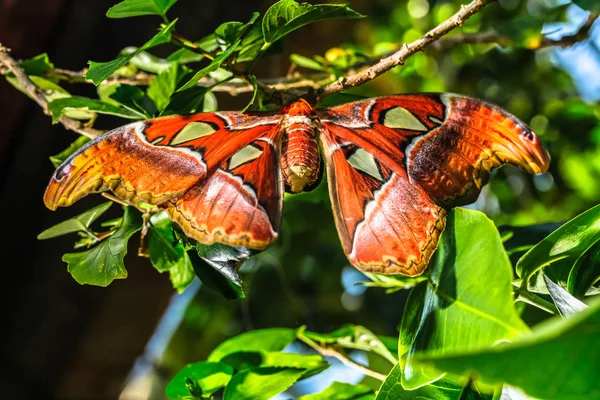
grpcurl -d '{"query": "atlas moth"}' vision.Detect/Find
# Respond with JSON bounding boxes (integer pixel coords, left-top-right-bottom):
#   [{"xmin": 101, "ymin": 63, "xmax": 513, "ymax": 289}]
[{"xmin": 45, "ymin": 93, "xmax": 549, "ymax": 276}]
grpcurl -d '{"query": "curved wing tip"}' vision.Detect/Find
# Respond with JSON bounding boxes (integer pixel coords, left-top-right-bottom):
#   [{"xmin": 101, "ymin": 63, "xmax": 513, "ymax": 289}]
[{"xmin": 352, "ymin": 259, "xmax": 428, "ymax": 277}]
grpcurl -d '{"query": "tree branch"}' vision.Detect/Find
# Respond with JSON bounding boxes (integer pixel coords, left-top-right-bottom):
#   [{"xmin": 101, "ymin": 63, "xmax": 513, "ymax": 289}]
[
  {"xmin": 0, "ymin": 43, "xmax": 101, "ymax": 138},
  {"xmin": 317, "ymin": 0, "xmax": 497, "ymax": 96},
  {"xmin": 429, "ymin": 12, "xmax": 599, "ymax": 51}
]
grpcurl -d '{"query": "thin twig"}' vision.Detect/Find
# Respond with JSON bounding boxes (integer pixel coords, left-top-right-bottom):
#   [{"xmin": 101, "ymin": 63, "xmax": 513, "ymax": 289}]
[
  {"xmin": 298, "ymin": 332, "xmax": 387, "ymax": 381},
  {"xmin": 318, "ymin": 0, "xmax": 497, "ymax": 96},
  {"xmin": 0, "ymin": 43, "xmax": 102, "ymax": 138}
]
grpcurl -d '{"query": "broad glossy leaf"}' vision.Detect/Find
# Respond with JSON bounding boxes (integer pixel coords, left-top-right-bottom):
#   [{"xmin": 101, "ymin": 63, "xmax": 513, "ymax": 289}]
[
  {"xmin": 568, "ymin": 240, "xmax": 600, "ymax": 297},
  {"xmin": 236, "ymin": 25, "xmax": 267, "ymax": 63},
  {"xmin": 216, "ymin": 21, "xmax": 247, "ymax": 48},
  {"xmin": 223, "ymin": 366, "xmax": 305, "ymax": 400},
  {"xmin": 400, "ymin": 209, "xmax": 528, "ymax": 389},
  {"xmin": 122, "ymin": 47, "xmax": 173, "ymax": 73},
  {"xmin": 571, "ymin": 0, "xmax": 600, "ymax": 11},
  {"xmin": 63, "ymin": 207, "xmax": 142, "ymax": 286},
  {"xmin": 375, "ymin": 364, "xmax": 487, "ymax": 400},
  {"xmin": 208, "ymin": 328, "xmax": 298, "ymax": 362},
  {"xmin": 413, "ymin": 298, "xmax": 600, "ymax": 400},
  {"xmin": 496, "ymin": 385, "xmax": 538, "ymax": 400},
  {"xmin": 262, "ymin": 0, "xmax": 363, "ymax": 44},
  {"xmin": 188, "ymin": 248, "xmax": 244, "ymax": 300},
  {"xmin": 6, "ymin": 76, "xmax": 94, "ymax": 121},
  {"xmin": 177, "ymin": 13, "xmax": 259, "ymax": 91},
  {"xmin": 166, "ymin": 361, "xmax": 233, "ymax": 399},
  {"xmin": 262, "ymin": 352, "xmax": 328, "ymax": 378},
  {"xmin": 361, "ymin": 272, "xmax": 426, "ymax": 293},
  {"xmin": 109, "ymin": 84, "xmax": 158, "ymax": 117},
  {"xmin": 49, "ymin": 136, "xmax": 91, "ymax": 168},
  {"xmin": 148, "ymin": 214, "xmax": 184, "ymax": 273},
  {"xmin": 38, "ymin": 202, "xmax": 112, "ymax": 239},
  {"xmin": 161, "ymin": 86, "xmax": 208, "ymax": 116},
  {"xmin": 543, "ymin": 275, "xmax": 587, "ymax": 317},
  {"xmin": 298, "ymin": 382, "xmax": 374, "ymax": 400},
  {"xmin": 18, "ymin": 53, "xmax": 54, "ymax": 76},
  {"xmin": 290, "ymin": 54, "xmax": 331, "ymax": 72},
  {"xmin": 106, "ymin": 0, "xmax": 177, "ymax": 18},
  {"xmin": 167, "ymin": 254, "xmax": 195, "ymax": 293},
  {"xmin": 147, "ymin": 63, "xmax": 191, "ymax": 112},
  {"xmin": 302, "ymin": 325, "xmax": 356, "ymax": 344},
  {"xmin": 517, "ymin": 204, "xmax": 600, "ymax": 287},
  {"xmin": 47, "ymin": 96, "xmax": 141, "ymax": 123},
  {"xmin": 148, "ymin": 213, "xmax": 195, "ymax": 292},
  {"xmin": 85, "ymin": 19, "xmax": 177, "ymax": 84},
  {"xmin": 166, "ymin": 34, "xmax": 219, "ymax": 63},
  {"xmin": 190, "ymin": 242, "xmax": 252, "ymax": 299},
  {"xmin": 222, "ymin": 351, "xmax": 328, "ymax": 378}
]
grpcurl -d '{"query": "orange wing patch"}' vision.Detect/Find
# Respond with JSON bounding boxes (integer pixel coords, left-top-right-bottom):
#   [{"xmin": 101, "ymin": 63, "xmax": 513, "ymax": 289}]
[{"xmin": 44, "ymin": 121, "xmax": 207, "ymax": 209}]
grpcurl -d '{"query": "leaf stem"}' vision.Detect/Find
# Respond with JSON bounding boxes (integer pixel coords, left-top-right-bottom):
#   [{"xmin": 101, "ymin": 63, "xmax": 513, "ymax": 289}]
[
  {"xmin": 170, "ymin": 32, "xmax": 216, "ymax": 60},
  {"xmin": 297, "ymin": 330, "xmax": 387, "ymax": 381},
  {"xmin": 515, "ymin": 288, "xmax": 558, "ymax": 315}
]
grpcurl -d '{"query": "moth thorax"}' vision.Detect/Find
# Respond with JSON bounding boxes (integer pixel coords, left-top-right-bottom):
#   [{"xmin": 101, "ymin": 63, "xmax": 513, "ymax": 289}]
[{"xmin": 281, "ymin": 126, "xmax": 320, "ymax": 193}]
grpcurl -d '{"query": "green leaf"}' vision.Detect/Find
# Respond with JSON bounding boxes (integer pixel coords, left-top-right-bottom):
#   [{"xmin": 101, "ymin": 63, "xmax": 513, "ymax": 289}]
[
  {"xmin": 6, "ymin": 75, "xmax": 95, "ymax": 121},
  {"xmin": 302, "ymin": 325, "xmax": 356, "ymax": 343},
  {"xmin": 568, "ymin": 240, "xmax": 600, "ymax": 297},
  {"xmin": 543, "ymin": 275, "xmax": 587, "ymax": 317},
  {"xmin": 49, "ymin": 136, "xmax": 91, "ymax": 168},
  {"xmin": 161, "ymin": 86, "xmax": 208, "ymax": 116},
  {"xmin": 304, "ymin": 325, "xmax": 396, "ymax": 365},
  {"xmin": 517, "ymin": 204, "xmax": 600, "ymax": 287},
  {"xmin": 109, "ymin": 84, "xmax": 158, "ymax": 117},
  {"xmin": 122, "ymin": 47, "xmax": 173, "ymax": 73},
  {"xmin": 165, "ymin": 361, "xmax": 233, "ymax": 399},
  {"xmin": 223, "ymin": 366, "xmax": 305, "ymax": 400},
  {"xmin": 177, "ymin": 13, "xmax": 259, "ymax": 91},
  {"xmin": 166, "ymin": 34, "xmax": 219, "ymax": 63},
  {"xmin": 47, "ymin": 96, "xmax": 142, "ymax": 123},
  {"xmin": 62, "ymin": 207, "xmax": 142, "ymax": 286},
  {"xmin": 148, "ymin": 213, "xmax": 195, "ymax": 292},
  {"xmin": 85, "ymin": 19, "xmax": 177, "ymax": 85},
  {"xmin": 400, "ymin": 208, "xmax": 528, "ymax": 389},
  {"xmin": 38, "ymin": 202, "xmax": 112, "ymax": 239},
  {"xmin": 189, "ymin": 242, "xmax": 251, "ymax": 299},
  {"xmin": 147, "ymin": 63, "xmax": 191, "ymax": 112},
  {"xmin": 571, "ymin": 0, "xmax": 600, "ymax": 12},
  {"xmin": 262, "ymin": 0, "xmax": 364, "ymax": 45},
  {"xmin": 106, "ymin": 0, "xmax": 177, "ymax": 18},
  {"xmin": 298, "ymin": 382, "xmax": 374, "ymax": 400},
  {"xmin": 148, "ymin": 213, "xmax": 184, "ymax": 273},
  {"xmin": 261, "ymin": 352, "xmax": 328, "ymax": 378},
  {"xmin": 413, "ymin": 298, "xmax": 600, "ymax": 400},
  {"xmin": 208, "ymin": 328, "xmax": 298, "ymax": 362},
  {"xmin": 216, "ymin": 21, "xmax": 247, "ymax": 48},
  {"xmin": 18, "ymin": 53, "xmax": 54, "ymax": 76},
  {"xmin": 361, "ymin": 272, "xmax": 427, "ymax": 293},
  {"xmin": 167, "ymin": 254, "xmax": 196, "ymax": 293},
  {"xmin": 290, "ymin": 54, "xmax": 331, "ymax": 72},
  {"xmin": 375, "ymin": 364, "xmax": 469, "ymax": 400},
  {"xmin": 236, "ymin": 25, "xmax": 268, "ymax": 63}
]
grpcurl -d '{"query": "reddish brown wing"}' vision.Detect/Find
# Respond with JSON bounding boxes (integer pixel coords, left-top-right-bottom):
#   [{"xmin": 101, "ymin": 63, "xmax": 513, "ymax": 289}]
[
  {"xmin": 317, "ymin": 94, "xmax": 549, "ymax": 275},
  {"xmin": 166, "ymin": 129, "xmax": 284, "ymax": 249},
  {"xmin": 44, "ymin": 111, "xmax": 284, "ymax": 250},
  {"xmin": 318, "ymin": 131, "xmax": 446, "ymax": 276}
]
